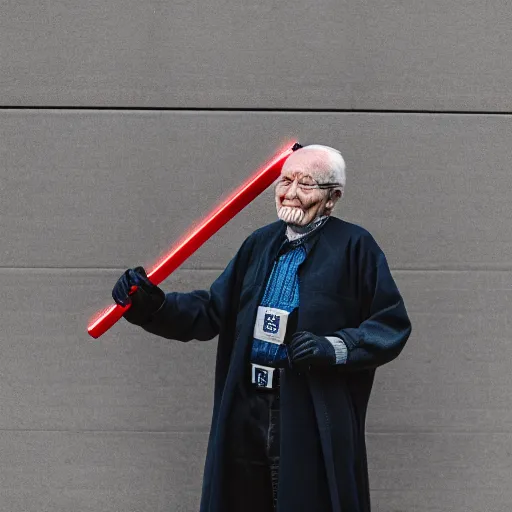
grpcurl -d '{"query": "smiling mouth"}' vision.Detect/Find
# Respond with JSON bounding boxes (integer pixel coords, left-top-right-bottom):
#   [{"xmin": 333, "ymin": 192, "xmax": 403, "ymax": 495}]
[{"xmin": 278, "ymin": 205, "xmax": 306, "ymax": 225}]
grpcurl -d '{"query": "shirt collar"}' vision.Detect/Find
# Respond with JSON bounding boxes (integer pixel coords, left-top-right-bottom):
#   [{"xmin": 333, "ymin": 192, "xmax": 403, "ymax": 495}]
[
  {"xmin": 286, "ymin": 215, "xmax": 329, "ymax": 242},
  {"xmin": 277, "ymin": 216, "xmax": 330, "ymax": 257}
]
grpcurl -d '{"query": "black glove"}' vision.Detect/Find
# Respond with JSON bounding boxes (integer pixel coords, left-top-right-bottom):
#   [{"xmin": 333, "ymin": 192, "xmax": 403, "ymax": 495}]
[
  {"xmin": 112, "ymin": 266, "xmax": 165, "ymax": 326},
  {"xmin": 287, "ymin": 331, "xmax": 336, "ymax": 369}
]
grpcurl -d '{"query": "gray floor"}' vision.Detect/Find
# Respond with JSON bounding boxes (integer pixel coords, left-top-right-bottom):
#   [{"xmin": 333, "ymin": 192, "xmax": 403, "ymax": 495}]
[{"xmin": 2, "ymin": 1, "xmax": 511, "ymax": 511}]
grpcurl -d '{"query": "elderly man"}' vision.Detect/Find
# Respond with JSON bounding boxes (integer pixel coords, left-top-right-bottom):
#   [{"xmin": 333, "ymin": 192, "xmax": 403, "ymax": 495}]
[{"xmin": 112, "ymin": 144, "xmax": 412, "ymax": 512}]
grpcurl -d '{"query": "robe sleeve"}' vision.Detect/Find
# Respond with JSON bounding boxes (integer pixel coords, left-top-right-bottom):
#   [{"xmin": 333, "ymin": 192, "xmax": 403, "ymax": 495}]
[
  {"xmin": 332, "ymin": 233, "xmax": 412, "ymax": 370},
  {"xmin": 136, "ymin": 236, "xmax": 252, "ymax": 342}
]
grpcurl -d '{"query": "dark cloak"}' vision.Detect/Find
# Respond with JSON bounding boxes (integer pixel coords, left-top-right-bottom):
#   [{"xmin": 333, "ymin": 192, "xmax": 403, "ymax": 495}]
[{"xmin": 140, "ymin": 216, "xmax": 412, "ymax": 512}]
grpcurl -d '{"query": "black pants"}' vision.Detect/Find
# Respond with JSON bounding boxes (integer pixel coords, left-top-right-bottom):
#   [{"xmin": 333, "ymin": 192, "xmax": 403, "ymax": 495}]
[{"xmin": 224, "ymin": 383, "xmax": 281, "ymax": 512}]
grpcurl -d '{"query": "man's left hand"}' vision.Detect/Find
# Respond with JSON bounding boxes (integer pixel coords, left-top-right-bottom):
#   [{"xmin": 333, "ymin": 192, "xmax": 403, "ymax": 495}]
[{"xmin": 287, "ymin": 331, "xmax": 336, "ymax": 369}]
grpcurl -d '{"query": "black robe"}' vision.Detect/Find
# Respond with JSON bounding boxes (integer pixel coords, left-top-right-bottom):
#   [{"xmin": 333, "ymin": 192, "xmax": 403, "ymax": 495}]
[{"xmin": 140, "ymin": 216, "xmax": 412, "ymax": 512}]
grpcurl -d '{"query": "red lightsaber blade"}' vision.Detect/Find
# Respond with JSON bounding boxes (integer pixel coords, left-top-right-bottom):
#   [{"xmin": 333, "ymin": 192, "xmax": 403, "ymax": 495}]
[{"xmin": 87, "ymin": 140, "xmax": 299, "ymax": 339}]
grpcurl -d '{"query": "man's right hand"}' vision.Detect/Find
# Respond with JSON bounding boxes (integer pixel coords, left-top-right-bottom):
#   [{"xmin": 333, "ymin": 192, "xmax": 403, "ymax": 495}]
[{"xmin": 112, "ymin": 266, "xmax": 165, "ymax": 325}]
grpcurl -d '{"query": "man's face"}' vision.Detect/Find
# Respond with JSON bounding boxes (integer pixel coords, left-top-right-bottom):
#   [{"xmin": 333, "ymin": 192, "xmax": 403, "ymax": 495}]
[{"xmin": 275, "ymin": 150, "xmax": 340, "ymax": 227}]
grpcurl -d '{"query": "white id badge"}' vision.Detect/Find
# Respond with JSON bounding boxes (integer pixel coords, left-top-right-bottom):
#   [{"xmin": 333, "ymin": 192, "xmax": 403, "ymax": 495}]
[
  {"xmin": 251, "ymin": 364, "xmax": 274, "ymax": 388},
  {"xmin": 253, "ymin": 306, "xmax": 290, "ymax": 345}
]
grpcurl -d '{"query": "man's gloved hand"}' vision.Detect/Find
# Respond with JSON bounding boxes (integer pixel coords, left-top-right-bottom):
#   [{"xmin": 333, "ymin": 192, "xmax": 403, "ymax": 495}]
[
  {"xmin": 287, "ymin": 331, "xmax": 336, "ymax": 370},
  {"xmin": 112, "ymin": 266, "xmax": 165, "ymax": 326}
]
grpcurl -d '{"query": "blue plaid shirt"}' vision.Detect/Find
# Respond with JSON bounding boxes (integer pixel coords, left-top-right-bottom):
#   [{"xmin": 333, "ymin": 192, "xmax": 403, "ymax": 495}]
[
  {"xmin": 250, "ymin": 243, "xmax": 306, "ymax": 366},
  {"xmin": 249, "ymin": 216, "xmax": 348, "ymax": 367}
]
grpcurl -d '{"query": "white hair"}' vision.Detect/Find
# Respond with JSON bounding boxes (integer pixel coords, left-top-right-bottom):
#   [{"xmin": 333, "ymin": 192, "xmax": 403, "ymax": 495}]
[{"xmin": 300, "ymin": 144, "xmax": 346, "ymax": 189}]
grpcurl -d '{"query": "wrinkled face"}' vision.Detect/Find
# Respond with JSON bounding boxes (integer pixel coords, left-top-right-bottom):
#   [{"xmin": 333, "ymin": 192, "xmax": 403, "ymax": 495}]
[{"xmin": 275, "ymin": 150, "xmax": 341, "ymax": 227}]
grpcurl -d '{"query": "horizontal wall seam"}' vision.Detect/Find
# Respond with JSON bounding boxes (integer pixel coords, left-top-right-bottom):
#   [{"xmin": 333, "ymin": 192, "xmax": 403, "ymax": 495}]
[
  {"xmin": 0, "ymin": 428, "xmax": 508, "ymax": 435},
  {"xmin": 0, "ymin": 426, "xmax": 209, "ymax": 434},
  {"xmin": 1, "ymin": 106, "xmax": 512, "ymax": 116},
  {"xmin": 0, "ymin": 428, "xmax": 209, "ymax": 434},
  {"xmin": 0, "ymin": 266, "xmax": 512, "ymax": 272}
]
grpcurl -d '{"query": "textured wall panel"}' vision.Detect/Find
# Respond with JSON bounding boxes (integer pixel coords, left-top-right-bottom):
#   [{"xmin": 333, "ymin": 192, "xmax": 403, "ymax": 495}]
[
  {"xmin": 372, "ymin": 491, "xmax": 511, "ymax": 512},
  {"xmin": 0, "ymin": 430, "xmax": 508, "ymax": 512},
  {"xmin": 0, "ymin": 431, "xmax": 207, "ymax": 512},
  {"xmin": 2, "ymin": 110, "xmax": 512, "ymax": 270},
  {"xmin": 368, "ymin": 433, "xmax": 512, "ymax": 512},
  {"xmin": 368, "ymin": 269, "xmax": 512, "ymax": 434},
  {"xmin": 1, "ymin": 1, "xmax": 512, "ymax": 110},
  {"xmin": 3, "ymin": 269, "xmax": 510, "ymax": 511},
  {"xmin": 0, "ymin": 268, "xmax": 509, "ymax": 434},
  {"xmin": 0, "ymin": 268, "xmax": 218, "ymax": 432}
]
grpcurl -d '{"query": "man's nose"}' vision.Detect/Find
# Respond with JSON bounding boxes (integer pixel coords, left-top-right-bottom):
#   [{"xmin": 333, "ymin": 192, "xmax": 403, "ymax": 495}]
[{"xmin": 284, "ymin": 179, "xmax": 299, "ymax": 198}]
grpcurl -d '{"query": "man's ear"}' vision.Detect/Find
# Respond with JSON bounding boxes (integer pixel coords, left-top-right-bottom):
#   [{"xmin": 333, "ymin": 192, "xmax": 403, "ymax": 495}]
[{"xmin": 326, "ymin": 189, "xmax": 343, "ymax": 210}]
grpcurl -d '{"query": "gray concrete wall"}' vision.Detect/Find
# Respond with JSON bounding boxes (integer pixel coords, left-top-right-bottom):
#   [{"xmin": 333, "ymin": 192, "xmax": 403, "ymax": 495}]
[{"xmin": 1, "ymin": 1, "xmax": 510, "ymax": 511}]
